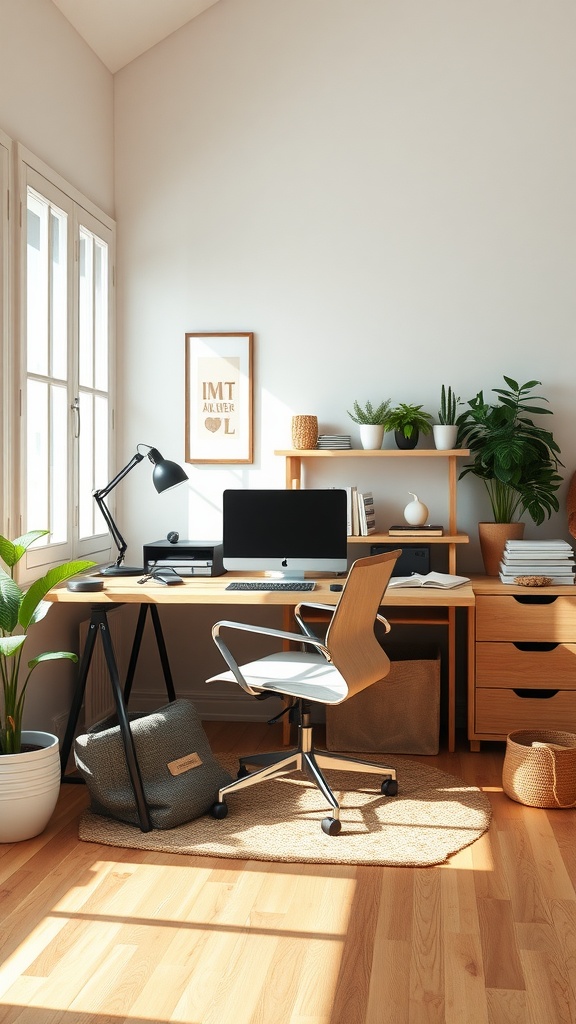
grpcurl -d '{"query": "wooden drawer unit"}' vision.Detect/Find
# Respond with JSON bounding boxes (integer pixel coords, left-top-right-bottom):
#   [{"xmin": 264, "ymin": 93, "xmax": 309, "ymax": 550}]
[
  {"xmin": 475, "ymin": 688, "xmax": 576, "ymax": 735},
  {"xmin": 476, "ymin": 594, "xmax": 576, "ymax": 642},
  {"xmin": 470, "ymin": 585, "xmax": 576, "ymax": 747}
]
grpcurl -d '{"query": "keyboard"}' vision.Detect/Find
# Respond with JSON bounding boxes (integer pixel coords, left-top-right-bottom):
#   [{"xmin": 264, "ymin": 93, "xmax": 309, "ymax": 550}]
[{"xmin": 225, "ymin": 581, "xmax": 316, "ymax": 592}]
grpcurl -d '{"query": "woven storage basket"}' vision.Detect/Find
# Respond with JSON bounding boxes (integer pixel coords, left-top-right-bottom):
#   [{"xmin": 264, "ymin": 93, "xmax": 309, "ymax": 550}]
[
  {"xmin": 291, "ymin": 415, "xmax": 318, "ymax": 450},
  {"xmin": 502, "ymin": 729, "xmax": 576, "ymax": 808}
]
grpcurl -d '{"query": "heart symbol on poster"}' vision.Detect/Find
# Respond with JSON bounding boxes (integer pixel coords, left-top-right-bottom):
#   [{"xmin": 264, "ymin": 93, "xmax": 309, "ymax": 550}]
[{"xmin": 205, "ymin": 417, "xmax": 221, "ymax": 433}]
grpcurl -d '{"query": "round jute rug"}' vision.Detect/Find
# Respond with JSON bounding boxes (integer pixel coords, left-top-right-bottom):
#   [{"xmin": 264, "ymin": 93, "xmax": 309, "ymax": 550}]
[{"xmin": 78, "ymin": 754, "xmax": 491, "ymax": 867}]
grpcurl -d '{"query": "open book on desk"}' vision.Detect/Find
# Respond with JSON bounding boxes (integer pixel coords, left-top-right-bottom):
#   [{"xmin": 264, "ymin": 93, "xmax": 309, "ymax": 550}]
[{"xmin": 388, "ymin": 571, "xmax": 470, "ymax": 590}]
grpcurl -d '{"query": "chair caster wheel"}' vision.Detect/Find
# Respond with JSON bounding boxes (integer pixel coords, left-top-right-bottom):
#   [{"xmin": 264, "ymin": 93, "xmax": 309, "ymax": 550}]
[
  {"xmin": 237, "ymin": 765, "xmax": 250, "ymax": 779},
  {"xmin": 210, "ymin": 801, "xmax": 228, "ymax": 819},
  {"xmin": 381, "ymin": 777, "xmax": 398, "ymax": 796},
  {"xmin": 321, "ymin": 816, "xmax": 341, "ymax": 836}
]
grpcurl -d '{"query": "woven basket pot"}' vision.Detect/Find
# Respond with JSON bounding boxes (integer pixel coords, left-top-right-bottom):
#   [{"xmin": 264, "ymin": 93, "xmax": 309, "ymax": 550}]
[
  {"xmin": 291, "ymin": 415, "xmax": 318, "ymax": 450},
  {"xmin": 502, "ymin": 729, "xmax": 576, "ymax": 808}
]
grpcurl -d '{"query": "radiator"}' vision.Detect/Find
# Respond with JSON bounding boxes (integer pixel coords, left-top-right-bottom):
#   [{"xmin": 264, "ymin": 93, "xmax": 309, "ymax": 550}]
[{"xmin": 79, "ymin": 608, "xmax": 126, "ymax": 728}]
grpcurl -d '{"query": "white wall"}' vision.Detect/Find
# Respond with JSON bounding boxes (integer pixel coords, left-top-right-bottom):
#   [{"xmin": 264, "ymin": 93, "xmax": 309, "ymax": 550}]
[
  {"xmin": 0, "ymin": 0, "xmax": 115, "ymax": 730},
  {"xmin": 113, "ymin": 0, "xmax": 576, "ymax": 714},
  {"xmin": 0, "ymin": 0, "xmax": 114, "ymax": 215},
  {"xmin": 114, "ymin": 0, "xmax": 576, "ymax": 559}
]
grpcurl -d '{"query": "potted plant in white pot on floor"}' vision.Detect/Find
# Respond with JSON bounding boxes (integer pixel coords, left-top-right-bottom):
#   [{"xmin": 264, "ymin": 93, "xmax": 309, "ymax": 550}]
[
  {"xmin": 0, "ymin": 531, "xmax": 94, "ymax": 842},
  {"xmin": 347, "ymin": 398, "xmax": 391, "ymax": 450},
  {"xmin": 456, "ymin": 377, "xmax": 564, "ymax": 574}
]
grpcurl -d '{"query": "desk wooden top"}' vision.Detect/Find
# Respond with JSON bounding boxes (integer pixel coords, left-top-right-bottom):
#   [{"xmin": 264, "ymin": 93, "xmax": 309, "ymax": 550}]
[{"xmin": 45, "ymin": 574, "xmax": 476, "ymax": 608}]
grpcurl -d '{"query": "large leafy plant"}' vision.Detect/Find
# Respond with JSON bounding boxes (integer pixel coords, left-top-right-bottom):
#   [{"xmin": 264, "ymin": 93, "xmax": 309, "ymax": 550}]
[
  {"xmin": 0, "ymin": 531, "xmax": 94, "ymax": 754},
  {"xmin": 456, "ymin": 377, "xmax": 563, "ymax": 524}
]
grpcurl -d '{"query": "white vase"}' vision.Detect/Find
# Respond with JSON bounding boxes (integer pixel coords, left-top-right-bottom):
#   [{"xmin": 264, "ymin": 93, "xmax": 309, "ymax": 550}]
[
  {"xmin": 359, "ymin": 424, "xmax": 384, "ymax": 450},
  {"xmin": 433, "ymin": 424, "xmax": 458, "ymax": 451},
  {"xmin": 0, "ymin": 731, "xmax": 61, "ymax": 843}
]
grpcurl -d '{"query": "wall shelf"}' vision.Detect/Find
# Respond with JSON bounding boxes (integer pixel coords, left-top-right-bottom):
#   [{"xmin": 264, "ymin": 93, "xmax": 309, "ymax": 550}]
[{"xmin": 274, "ymin": 448, "xmax": 470, "ymax": 574}]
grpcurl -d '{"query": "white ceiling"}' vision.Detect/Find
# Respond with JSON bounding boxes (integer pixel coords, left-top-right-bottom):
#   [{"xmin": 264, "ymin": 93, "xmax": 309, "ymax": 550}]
[{"xmin": 50, "ymin": 0, "xmax": 221, "ymax": 73}]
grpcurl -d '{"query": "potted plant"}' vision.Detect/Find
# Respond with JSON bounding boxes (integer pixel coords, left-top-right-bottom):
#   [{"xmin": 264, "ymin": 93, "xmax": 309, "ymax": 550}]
[
  {"xmin": 0, "ymin": 530, "xmax": 94, "ymax": 841},
  {"xmin": 456, "ymin": 377, "xmax": 563, "ymax": 574},
  {"xmin": 384, "ymin": 403, "xmax": 433, "ymax": 450},
  {"xmin": 347, "ymin": 398, "xmax": 391, "ymax": 450},
  {"xmin": 433, "ymin": 385, "xmax": 461, "ymax": 450}
]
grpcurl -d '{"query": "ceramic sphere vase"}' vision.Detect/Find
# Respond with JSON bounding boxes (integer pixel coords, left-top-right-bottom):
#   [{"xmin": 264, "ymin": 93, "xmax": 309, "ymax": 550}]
[
  {"xmin": 359, "ymin": 424, "xmax": 384, "ymax": 450},
  {"xmin": 478, "ymin": 522, "xmax": 525, "ymax": 576},
  {"xmin": 0, "ymin": 731, "xmax": 61, "ymax": 843}
]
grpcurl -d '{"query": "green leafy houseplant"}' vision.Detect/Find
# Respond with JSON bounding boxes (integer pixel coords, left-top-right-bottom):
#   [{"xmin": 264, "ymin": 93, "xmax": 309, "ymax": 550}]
[
  {"xmin": 437, "ymin": 385, "xmax": 460, "ymax": 425},
  {"xmin": 347, "ymin": 399, "xmax": 392, "ymax": 426},
  {"xmin": 456, "ymin": 377, "xmax": 563, "ymax": 524},
  {"xmin": 384, "ymin": 403, "xmax": 433, "ymax": 440},
  {"xmin": 0, "ymin": 531, "xmax": 95, "ymax": 754}
]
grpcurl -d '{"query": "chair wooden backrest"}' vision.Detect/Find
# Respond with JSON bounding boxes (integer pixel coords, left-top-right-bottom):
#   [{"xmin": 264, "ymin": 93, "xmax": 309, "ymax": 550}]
[{"xmin": 324, "ymin": 549, "xmax": 400, "ymax": 700}]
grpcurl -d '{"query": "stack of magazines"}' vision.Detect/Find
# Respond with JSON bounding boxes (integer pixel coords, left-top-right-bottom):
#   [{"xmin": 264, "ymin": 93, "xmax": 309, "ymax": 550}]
[{"xmin": 499, "ymin": 539, "xmax": 576, "ymax": 585}]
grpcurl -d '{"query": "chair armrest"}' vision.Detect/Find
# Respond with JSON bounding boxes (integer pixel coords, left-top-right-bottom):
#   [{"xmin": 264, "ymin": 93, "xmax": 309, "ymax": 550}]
[
  {"xmin": 377, "ymin": 613, "xmax": 392, "ymax": 634},
  {"xmin": 294, "ymin": 601, "xmax": 336, "ymax": 642},
  {"xmin": 211, "ymin": 620, "xmax": 330, "ymax": 696}
]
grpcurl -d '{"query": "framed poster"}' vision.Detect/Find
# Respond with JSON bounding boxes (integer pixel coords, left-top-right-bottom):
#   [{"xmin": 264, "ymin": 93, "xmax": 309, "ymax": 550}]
[{"xmin": 185, "ymin": 332, "xmax": 253, "ymax": 464}]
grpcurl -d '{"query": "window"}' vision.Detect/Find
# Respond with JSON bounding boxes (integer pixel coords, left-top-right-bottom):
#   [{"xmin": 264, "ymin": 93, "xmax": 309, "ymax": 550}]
[
  {"xmin": 0, "ymin": 130, "xmax": 10, "ymax": 539},
  {"xmin": 17, "ymin": 147, "xmax": 115, "ymax": 571}
]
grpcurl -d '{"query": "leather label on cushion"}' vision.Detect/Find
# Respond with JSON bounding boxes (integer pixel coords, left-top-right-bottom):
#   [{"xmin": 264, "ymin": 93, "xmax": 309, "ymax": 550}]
[{"xmin": 167, "ymin": 752, "xmax": 203, "ymax": 775}]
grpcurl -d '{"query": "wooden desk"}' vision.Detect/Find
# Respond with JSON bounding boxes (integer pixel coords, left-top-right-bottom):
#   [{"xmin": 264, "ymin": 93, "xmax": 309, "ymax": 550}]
[{"xmin": 47, "ymin": 574, "xmax": 475, "ymax": 829}]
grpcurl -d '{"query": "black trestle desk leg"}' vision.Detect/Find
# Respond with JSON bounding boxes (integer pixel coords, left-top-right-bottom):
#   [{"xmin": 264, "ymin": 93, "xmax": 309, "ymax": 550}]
[
  {"xmin": 60, "ymin": 612, "xmax": 100, "ymax": 781},
  {"xmin": 123, "ymin": 605, "xmax": 176, "ymax": 705},
  {"xmin": 96, "ymin": 612, "xmax": 153, "ymax": 832}
]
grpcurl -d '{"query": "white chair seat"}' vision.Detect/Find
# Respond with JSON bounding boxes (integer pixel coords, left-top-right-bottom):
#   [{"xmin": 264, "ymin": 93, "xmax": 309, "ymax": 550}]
[{"xmin": 207, "ymin": 650, "xmax": 348, "ymax": 704}]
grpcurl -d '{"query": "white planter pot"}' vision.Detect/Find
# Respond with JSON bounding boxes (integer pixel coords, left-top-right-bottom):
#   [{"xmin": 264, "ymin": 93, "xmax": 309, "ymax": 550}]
[
  {"xmin": 433, "ymin": 424, "xmax": 458, "ymax": 451},
  {"xmin": 0, "ymin": 731, "xmax": 61, "ymax": 843},
  {"xmin": 359, "ymin": 424, "xmax": 384, "ymax": 450}
]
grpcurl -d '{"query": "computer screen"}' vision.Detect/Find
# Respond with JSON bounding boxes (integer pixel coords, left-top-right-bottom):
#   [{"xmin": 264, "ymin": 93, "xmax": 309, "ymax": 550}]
[{"xmin": 223, "ymin": 488, "xmax": 348, "ymax": 577}]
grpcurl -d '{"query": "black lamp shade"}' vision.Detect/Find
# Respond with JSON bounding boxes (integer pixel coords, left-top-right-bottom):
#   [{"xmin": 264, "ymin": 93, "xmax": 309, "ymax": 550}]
[{"xmin": 148, "ymin": 448, "xmax": 189, "ymax": 493}]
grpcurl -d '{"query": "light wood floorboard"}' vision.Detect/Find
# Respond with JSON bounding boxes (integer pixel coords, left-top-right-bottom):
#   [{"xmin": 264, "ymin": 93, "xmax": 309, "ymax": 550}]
[{"xmin": 0, "ymin": 724, "xmax": 575, "ymax": 1024}]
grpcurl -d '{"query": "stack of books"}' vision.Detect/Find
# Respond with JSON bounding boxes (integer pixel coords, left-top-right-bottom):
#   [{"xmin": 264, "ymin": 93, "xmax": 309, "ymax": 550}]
[
  {"xmin": 316, "ymin": 435, "xmax": 352, "ymax": 449},
  {"xmin": 499, "ymin": 539, "xmax": 576, "ymax": 585},
  {"xmin": 388, "ymin": 524, "xmax": 444, "ymax": 537},
  {"xmin": 345, "ymin": 487, "xmax": 376, "ymax": 536}
]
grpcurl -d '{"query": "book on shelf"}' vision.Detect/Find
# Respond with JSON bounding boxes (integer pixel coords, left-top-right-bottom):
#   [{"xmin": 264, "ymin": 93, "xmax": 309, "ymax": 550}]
[
  {"xmin": 358, "ymin": 491, "xmax": 376, "ymax": 536},
  {"xmin": 499, "ymin": 572, "xmax": 575, "ymax": 586},
  {"xmin": 388, "ymin": 571, "xmax": 470, "ymax": 590},
  {"xmin": 388, "ymin": 524, "xmax": 444, "ymax": 537},
  {"xmin": 501, "ymin": 554, "xmax": 575, "ymax": 563},
  {"xmin": 505, "ymin": 539, "xmax": 573, "ymax": 551},
  {"xmin": 344, "ymin": 486, "xmax": 358, "ymax": 536},
  {"xmin": 500, "ymin": 562, "xmax": 575, "ymax": 575}
]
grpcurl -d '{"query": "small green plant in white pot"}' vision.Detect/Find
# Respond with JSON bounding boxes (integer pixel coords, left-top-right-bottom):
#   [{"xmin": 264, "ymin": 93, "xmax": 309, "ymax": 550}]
[
  {"xmin": 433, "ymin": 385, "xmax": 461, "ymax": 450},
  {"xmin": 347, "ymin": 399, "xmax": 391, "ymax": 449},
  {"xmin": 0, "ymin": 530, "xmax": 94, "ymax": 842}
]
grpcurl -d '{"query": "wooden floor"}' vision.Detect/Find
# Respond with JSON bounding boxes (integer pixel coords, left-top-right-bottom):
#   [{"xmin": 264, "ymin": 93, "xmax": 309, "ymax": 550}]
[{"xmin": 1, "ymin": 722, "xmax": 576, "ymax": 1024}]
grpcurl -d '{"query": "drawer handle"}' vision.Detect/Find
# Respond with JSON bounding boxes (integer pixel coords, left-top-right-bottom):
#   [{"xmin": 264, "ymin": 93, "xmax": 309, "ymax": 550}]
[
  {"xmin": 512, "ymin": 688, "xmax": 559, "ymax": 699},
  {"xmin": 512, "ymin": 595, "xmax": 558, "ymax": 605},
  {"xmin": 513, "ymin": 642, "xmax": 559, "ymax": 652}
]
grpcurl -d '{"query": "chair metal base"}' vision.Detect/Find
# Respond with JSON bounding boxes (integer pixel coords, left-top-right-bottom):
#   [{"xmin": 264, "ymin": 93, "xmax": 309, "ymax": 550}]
[{"xmin": 214, "ymin": 706, "xmax": 397, "ymax": 825}]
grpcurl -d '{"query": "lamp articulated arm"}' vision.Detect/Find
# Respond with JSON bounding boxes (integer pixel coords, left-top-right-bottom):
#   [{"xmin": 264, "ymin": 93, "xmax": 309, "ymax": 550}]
[
  {"xmin": 93, "ymin": 444, "xmax": 188, "ymax": 575},
  {"xmin": 93, "ymin": 452, "xmax": 145, "ymax": 570}
]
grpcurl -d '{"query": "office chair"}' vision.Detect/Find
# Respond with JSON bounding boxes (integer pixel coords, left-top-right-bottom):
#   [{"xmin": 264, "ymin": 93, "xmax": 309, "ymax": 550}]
[{"xmin": 206, "ymin": 548, "xmax": 401, "ymax": 835}]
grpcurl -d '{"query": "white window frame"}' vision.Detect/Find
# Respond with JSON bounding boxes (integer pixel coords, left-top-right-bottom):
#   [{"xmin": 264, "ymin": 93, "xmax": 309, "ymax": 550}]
[
  {"xmin": 0, "ymin": 128, "xmax": 12, "ymax": 540},
  {"xmin": 15, "ymin": 145, "xmax": 116, "ymax": 575}
]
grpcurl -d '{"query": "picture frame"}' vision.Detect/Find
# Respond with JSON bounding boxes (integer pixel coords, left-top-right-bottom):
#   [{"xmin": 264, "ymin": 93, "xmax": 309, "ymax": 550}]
[{"xmin": 185, "ymin": 332, "xmax": 253, "ymax": 464}]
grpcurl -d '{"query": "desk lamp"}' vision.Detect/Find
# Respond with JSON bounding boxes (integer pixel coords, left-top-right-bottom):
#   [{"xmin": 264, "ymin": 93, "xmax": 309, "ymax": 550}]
[{"xmin": 94, "ymin": 443, "xmax": 188, "ymax": 576}]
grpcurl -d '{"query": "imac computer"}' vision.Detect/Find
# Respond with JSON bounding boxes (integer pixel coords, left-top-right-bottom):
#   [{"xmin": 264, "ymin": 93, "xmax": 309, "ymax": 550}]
[{"xmin": 223, "ymin": 488, "xmax": 348, "ymax": 578}]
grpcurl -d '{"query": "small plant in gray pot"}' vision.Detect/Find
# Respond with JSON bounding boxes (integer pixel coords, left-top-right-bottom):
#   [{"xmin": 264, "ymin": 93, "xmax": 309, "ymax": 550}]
[
  {"xmin": 433, "ymin": 385, "xmax": 461, "ymax": 450},
  {"xmin": 0, "ymin": 530, "xmax": 94, "ymax": 841},
  {"xmin": 347, "ymin": 399, "xmax": 391, "ymax": 449}
]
